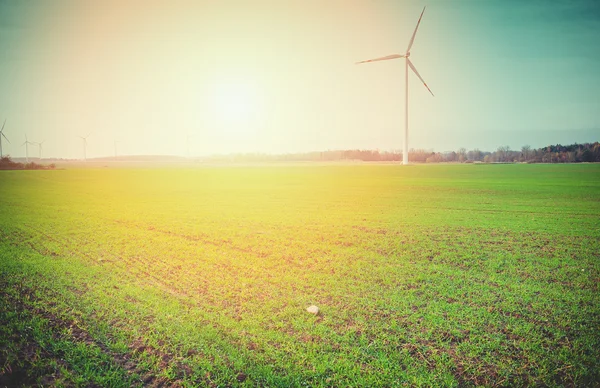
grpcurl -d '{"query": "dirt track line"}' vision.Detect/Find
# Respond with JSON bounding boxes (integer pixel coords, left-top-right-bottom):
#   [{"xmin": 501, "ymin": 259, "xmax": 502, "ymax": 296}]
[
  {"xmin": 0, "ymin": 280, "xmax": 147, "ymax": 386},
  {"xmin": 13, "ymin": 224, "xmax": 202, "ymax": 312}
]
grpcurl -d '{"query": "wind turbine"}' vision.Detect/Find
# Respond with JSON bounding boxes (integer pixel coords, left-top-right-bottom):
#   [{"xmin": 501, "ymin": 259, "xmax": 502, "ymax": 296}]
[
  {"xmin": 0, "ymin": 119, "xmax": 9, "ymax": 158},
  {"xmin": 356, "ymin": 6, "xmax": 434, "ymax": 165},
  {"xmin": 35, "ymin": 140, "xmax": 45, "ymax": 160},
  {"xmin": 79, "ymin": 133, "xmax": 91, "ymax": 162},
  {"xmin": 22, "ymin": 134, "xmax": 34, "ymax": 163}
]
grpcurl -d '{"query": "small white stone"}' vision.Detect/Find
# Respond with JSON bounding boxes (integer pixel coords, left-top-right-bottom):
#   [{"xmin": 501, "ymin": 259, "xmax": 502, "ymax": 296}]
[{"xmin": 307, "ymin": 305, "xmax": 319, "ymax": 315}]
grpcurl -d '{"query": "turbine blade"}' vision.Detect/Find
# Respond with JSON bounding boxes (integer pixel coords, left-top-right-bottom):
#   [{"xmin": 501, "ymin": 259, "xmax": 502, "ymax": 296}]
[
  {"xmin": 0, "ymin": 119, "xmax": 5, "ymax": 133},
  {"xmin": 356, "ymin": 54, "xmax": 404, "ymax": 64},
  {"xmin": 408, "ymin": 59, "xmax": 434, "ymax": 97},
  {"xmin": 407, "ymin": 7, "xmax": 426, "ymax": 53},
  {"xmin": 1, "ymin": 132, "xmax": 9, "ymax": 143}
]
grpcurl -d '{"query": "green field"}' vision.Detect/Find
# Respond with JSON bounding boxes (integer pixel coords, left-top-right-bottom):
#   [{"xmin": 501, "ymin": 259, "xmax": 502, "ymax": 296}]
[{"xmin": 1, "ymin": 164, "xmax": 599, "ymax": 387}]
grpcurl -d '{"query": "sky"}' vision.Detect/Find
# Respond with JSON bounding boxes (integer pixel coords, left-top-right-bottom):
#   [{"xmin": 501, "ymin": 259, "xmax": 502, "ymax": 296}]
[{"xmin": 0, "ymin": 0, "xmax": 599, "ymax": 159}]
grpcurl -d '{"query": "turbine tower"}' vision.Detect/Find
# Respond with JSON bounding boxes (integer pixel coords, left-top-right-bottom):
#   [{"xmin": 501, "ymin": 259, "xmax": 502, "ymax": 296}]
[
  {"xmin": 79, "ymin": 133, "xmax": 91, "ymax": 162},
  {"xmin": 356, "ymin": 6, "xmax": 434, "ymax": 165},
  {"xmin": 0, "ymin": 119, "xmax": 9, "ymax": 158},
  {"xmin": 22, "ymin": 134, "xmax": 34, "ymax": 163}
]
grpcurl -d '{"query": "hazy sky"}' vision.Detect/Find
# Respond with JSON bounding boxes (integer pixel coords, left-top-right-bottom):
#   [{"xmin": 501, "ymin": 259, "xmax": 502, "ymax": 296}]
[{"xmin": 0, "ymin": 0, "xmax": 599, "ymax": 158}]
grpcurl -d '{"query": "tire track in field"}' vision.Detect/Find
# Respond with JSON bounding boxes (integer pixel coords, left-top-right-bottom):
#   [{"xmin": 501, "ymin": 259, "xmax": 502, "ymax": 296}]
[
  {"xmin": 17, "ymin": 219, "xmax": 278, "ymax": 326},
  {"xmin": 0, "ymin": 279, "xmax": 141, "ymax": 386},
  {"xmin": 106, "ymin": 218, "xmax": 429, "ymax": 293},
  {"xmin": 100, "ymin": 219, "xmax": 374, "ymax": 311},
  {"xmin": 24, "ymin": 214, "xmax": 575, "ymax": 327},
  {"xmin": 111, "ymin": 218, "xmax": 276, "ymax": 257},
  {"xmin": 100, "ymin": 218, "xmax": 431, "ymax": 317},
  {"xmin": 13, "ymin": 220, "xmax": 202, "ymax": 310},
  {"xmin": 15, "ymin": 223, "xmax": 201, "ymax": 310},
  {"xmin": 416, "ymin": 204, "xmax": 595, "ymax": 217},
  {"xmin": 0, "ymin": 278, "xmax": 196, "ymax": 388},
  {"xmin": 109, "ymin": 217, "xmax": 390, "ymax": 266},
  {"xmin": 4, "ymin": 224, "xmax": 250, "ymax": 364},
  {"xmin": 106, "ymin": 218, "xmax": 383, "ymax": 297}
]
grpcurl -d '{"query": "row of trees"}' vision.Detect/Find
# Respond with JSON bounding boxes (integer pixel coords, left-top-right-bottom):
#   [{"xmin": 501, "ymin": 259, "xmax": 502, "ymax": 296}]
[
  {"xmin": 417, "ymin": 142, "xmax": 600, "ymax": 163},
  {"xmin": 2, "ymin": 142, "xmax": 598, "ymax": 165},
  {"xmin": 0, "ymin": 156, "xmax": 56, "ymax": 170},
  {"xmin": 204, "ymin": 142, "xmax": 599, "ymax": 163}
]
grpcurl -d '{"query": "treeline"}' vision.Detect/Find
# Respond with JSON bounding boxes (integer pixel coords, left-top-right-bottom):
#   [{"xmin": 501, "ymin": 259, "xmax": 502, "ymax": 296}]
[
  {"xmin": 208, "ymin": 150, "xmax": 404, "ymax": 163},
  {"xmin": 206, "ymin": 142, "xmax": 600, "ymax": 163},
  {"xmin": 0, "ymin": 156, "xmax": 56, "ymax": 170},
  {"xmin": 414, "ymin": 142, "xmax": 600, "ymax": 163},
  {"xmin": 401, "ymin": 142, "xmax": 600, "ymax": 163}
]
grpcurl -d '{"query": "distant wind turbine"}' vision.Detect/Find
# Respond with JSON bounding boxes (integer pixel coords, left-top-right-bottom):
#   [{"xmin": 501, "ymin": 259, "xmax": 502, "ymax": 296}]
[
  {"xmin": 79, "ymin": 133, "xmax": 91, "ymax": 162},
  {"xmin": 35, "ymin": 140, "xmax": 45, "ymax": 160},
  {"xmin": 0, "ymin": 119, "xmax": 9, "ymax": 158},
  {"xmin": 22, "ymin": 134, "xmax": 34, "ymax": 163},
  {"xmin": 356, "ymin": 6, "xmax": 434, "ymax": 165}
]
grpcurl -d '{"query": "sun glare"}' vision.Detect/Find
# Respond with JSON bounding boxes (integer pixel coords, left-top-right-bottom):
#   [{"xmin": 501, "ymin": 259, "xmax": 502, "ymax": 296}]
[{"xmin": 213, "ymin": 80, "xmax": 260, "ymax": 127}]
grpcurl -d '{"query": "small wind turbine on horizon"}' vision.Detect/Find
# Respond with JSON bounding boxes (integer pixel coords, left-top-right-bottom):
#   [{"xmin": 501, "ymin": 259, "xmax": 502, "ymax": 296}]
[
  {"xmin": 79, "ymin": 133, "xmax": 91, "ymax": 162},
  {"xmin": 35, "ymin": 140, "xmax": 45, "ymax": 160},
  {"xmin": 22, "ymin": 134, "xmax": 34, "ymax": 163},
  {"xmin": 0, "ymin": 119, "xmax": 9, "ymax": 158},
  {"xmin": 356, "ymin": 6, "xmax": 434, "ymax": 165}
]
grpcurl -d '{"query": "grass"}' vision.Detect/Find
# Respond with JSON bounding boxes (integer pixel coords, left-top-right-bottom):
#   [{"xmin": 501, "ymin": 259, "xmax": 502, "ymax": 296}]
[{"xmin": 1, "ymin": 163, "xmax": 599, "ymax": 386}]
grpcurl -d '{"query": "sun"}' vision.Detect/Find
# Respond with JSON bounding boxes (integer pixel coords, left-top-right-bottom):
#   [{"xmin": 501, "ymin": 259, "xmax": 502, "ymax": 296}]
[
  {"xmin": 213, "ymin": 79, "xmax": 260, "ymax": 127},
  {"xmin": 205, "ymin": 74, "xmax": 267, "ymax": 141}
]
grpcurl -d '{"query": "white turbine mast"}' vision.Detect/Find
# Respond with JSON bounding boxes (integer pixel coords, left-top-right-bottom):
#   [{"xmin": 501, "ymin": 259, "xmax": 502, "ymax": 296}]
[
  {"xmin": 0, "ymin": 119, "xmax": 9, "ymax": 158},
  {"xmin": 356, "ymin": 6, "xmax": 434, "ymax": 165},
  {"xmin": 22, "ymin": 134, "xmax": 34, "ymax": 163},
  {"xmin": 79, "ymin": 133, "xmax": 91, "ymax": 162}
]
